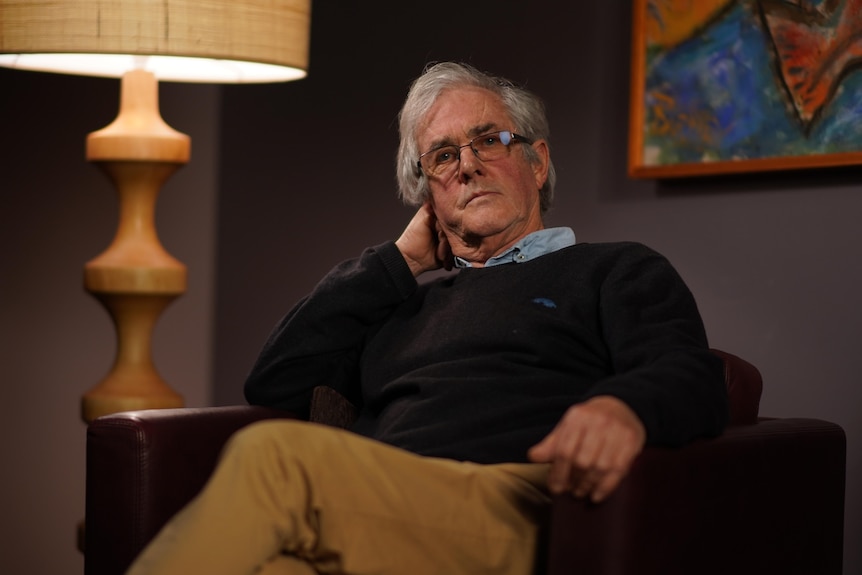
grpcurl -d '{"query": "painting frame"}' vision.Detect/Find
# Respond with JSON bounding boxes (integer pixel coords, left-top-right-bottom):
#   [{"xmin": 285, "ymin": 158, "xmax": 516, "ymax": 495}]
[{"xmin": 628, "ymin": 0, "xmax": 862, "ymax": 179}]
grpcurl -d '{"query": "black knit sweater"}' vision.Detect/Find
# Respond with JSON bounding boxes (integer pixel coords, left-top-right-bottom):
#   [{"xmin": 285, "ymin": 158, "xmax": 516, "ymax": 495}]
[{"xmin": 245, "ymin": 240, "xmax": 728, "ymax": 464}]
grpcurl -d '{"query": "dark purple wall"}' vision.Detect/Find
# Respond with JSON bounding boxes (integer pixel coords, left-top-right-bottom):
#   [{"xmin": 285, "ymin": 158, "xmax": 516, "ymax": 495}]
[
  {"xmin": 2, "ymin": 1, "xmax": 858, "ymax": 573},
  {"xmin": 214, "ymin": 2, "xmax": 860, "ymax": 572}
]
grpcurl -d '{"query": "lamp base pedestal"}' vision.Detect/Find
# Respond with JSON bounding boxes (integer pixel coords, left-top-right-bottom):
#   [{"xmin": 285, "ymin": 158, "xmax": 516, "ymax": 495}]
[{"xmin": 81, "ymin": 69, "xmax": 189, "ymax": 423}]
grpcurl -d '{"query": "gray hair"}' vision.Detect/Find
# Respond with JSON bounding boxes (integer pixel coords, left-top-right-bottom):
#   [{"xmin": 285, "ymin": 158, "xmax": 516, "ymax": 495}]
[{"xmin": 396, "ymin": 62, "xmax": 556, "ymax": 212}]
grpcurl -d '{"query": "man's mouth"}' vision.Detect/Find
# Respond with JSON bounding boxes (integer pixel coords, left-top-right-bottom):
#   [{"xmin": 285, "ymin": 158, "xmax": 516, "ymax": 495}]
[{"xmin": 464, "ymin": 191, "xmax": 493, "ymax": 206}]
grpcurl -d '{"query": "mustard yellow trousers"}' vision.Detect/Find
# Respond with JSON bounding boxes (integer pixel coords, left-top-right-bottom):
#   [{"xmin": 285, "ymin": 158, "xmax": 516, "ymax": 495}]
[{"xmin": 126, "ymin": 420, "xmax": 551, "ymax": 575}]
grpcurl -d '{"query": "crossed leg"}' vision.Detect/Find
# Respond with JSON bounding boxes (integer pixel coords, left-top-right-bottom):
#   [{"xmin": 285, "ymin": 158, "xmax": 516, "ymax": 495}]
[{"xmin": 126, "ymin": 420, "xmax": 550, "ymax": 575}]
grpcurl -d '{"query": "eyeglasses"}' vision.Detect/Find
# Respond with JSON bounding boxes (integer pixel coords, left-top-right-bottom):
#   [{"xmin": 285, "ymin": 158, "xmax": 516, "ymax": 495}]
[{"xmin": 416, "ymin": 130, "xmax": 533, "ymax": 177}]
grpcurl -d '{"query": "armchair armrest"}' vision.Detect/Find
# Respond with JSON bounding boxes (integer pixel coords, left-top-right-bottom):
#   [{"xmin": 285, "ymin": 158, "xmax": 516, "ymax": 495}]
[
  {"xmin": 547, "ymin": 418, "xmax": 846, "ymax": 575},
  {"xmin": 84, "ymin": 405, "xmax": 295, "ymax": 575}
]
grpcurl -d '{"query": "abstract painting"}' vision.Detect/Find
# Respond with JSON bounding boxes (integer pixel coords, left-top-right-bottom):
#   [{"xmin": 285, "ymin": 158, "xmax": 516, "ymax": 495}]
[{"xmin": 629, "ymin": 0, "xmax": 862, "ymax": 177}]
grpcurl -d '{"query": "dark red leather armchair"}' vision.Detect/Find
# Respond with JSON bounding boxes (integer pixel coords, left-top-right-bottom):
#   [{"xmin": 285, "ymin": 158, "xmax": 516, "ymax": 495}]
[{"xmin": 83, "ymin": 350, "xmax": 846, "ymax": 575}]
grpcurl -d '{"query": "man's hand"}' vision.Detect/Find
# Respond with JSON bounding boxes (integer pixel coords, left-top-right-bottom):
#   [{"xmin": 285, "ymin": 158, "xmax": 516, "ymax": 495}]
[
  {"xmin": 528, "ymin": 395, "xmax": 646, "ymax": 503},
  {"xmin": 395, "ymin": 203, "xmax": 453, "ymax": 277}
]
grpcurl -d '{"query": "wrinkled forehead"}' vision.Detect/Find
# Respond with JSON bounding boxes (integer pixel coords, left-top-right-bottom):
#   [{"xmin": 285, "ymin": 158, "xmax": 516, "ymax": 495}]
[{"xmin": 417, "ymin": 86, "xmax": 512, "ymax": 151}]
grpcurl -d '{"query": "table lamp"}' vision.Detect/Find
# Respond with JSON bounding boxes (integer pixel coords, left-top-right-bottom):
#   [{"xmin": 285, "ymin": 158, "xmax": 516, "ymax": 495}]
[{"xmin": 0, "ymin": 0, "xmax": 311, "ymax": 422}]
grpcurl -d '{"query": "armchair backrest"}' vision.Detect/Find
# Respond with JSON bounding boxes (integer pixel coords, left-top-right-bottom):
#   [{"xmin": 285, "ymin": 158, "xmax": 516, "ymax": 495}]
[{"xmin": 711, "ymin": 348, "xmax": 762, "ymax": 425}]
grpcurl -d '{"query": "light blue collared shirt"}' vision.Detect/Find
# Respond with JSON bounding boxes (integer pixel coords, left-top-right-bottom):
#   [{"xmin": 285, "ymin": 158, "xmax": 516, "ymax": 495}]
[{"xmin": 453, "ymin": 227, "xmax": 577, "ymax": 268}]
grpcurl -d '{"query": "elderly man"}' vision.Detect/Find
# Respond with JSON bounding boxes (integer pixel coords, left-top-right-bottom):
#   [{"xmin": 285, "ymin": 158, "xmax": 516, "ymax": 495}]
[{"xmin": 127, "ymin": 62, "xmax": 728, "ymax": 575}]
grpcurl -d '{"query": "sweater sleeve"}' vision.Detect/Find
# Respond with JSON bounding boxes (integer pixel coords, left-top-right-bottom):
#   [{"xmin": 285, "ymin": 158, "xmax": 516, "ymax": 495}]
[
  {"xmin": 244, "ymin": 241, "xmax": 417, "ymax": 416},
  {"xmin": 583, "ymin": 243, "xmax": 729, "ymax": 446}
]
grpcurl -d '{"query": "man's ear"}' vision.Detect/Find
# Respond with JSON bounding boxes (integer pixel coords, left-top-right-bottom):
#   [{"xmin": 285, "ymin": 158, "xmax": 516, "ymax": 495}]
[{"xmin": 530, "ymin": 139, "xmax": 550, "ymax": 190}]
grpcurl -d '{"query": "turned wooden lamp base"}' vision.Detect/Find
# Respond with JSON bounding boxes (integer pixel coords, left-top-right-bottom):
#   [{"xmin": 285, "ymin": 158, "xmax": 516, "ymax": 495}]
[{"xmin": 81, "ymin": 68, "xmax": 188, "ymax": 423}]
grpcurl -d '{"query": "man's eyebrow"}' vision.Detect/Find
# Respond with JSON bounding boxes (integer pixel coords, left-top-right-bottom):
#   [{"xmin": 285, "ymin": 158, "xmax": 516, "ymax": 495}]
[
  {"xmin": 424, "ymin": 123, "xmax": 502, "ymax": 152},
  {"xmin": 424, "ymin": 136, "xmax": 455, "ymax": 152},
  {"xmin": 468, "ymin": 123, "xmax": 498, "ymax": 137}
]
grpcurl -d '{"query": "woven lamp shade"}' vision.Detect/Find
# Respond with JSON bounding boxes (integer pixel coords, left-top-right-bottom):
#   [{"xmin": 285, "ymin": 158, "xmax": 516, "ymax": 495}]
[{"xmin": 0, "ymin": 0, "xmax": 311, "ymax": 82}]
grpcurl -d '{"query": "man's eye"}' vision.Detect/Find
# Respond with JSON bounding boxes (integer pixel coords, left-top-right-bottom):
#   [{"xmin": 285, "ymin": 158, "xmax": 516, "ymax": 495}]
[
  {"xmin": 434, "ymin": 148, "xmax": 455, "ymax": 164},
  {"xmin": 479, "ymin": 135, "xmax": 501, "ymax": 147}
]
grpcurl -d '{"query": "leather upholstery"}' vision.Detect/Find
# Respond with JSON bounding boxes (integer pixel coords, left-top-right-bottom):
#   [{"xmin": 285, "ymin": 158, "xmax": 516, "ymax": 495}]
[
  {"xmin": 712, "ymin": 348, "xmax": 762, "ymax": 425},
  {"xmin": 546, "ymin": 417, "xmax": 846, "ymax": 574},
  {"xmin": 83, "ymin": 350, "xmax": 846, "ymax": 575},
  {"xmin": 84, "ymin": 406, "xmax": 294, "ymax": 575}
]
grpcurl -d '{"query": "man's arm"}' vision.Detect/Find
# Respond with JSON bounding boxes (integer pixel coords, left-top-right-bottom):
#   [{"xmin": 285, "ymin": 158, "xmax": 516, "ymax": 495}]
[
  {"xmin": 245, "ymin": 203, "xmax": 454, "ymax": 414},
  {"xmin": 530, "ymin": 243, "xmax": 727, "ymax": 503},
  {"xmin": 245, "ymin": 203, "xmax": 450, "ymax": 414},
  {"xmin": 244, "ymin": 240, "xmax": 418, "ymax": 415}
]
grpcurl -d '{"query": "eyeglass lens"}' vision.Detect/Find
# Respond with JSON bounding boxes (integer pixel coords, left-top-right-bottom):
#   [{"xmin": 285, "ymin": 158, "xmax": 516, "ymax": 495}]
[{"xmin": 419, "ymin": 131, "xmax": 519, "ymax": 176}]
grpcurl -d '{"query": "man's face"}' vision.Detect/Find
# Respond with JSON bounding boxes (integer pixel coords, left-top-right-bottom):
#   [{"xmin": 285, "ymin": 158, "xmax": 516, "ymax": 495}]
[{"xmin": 417, "ymin": 87, "xmax": 549, "ymax": 256}]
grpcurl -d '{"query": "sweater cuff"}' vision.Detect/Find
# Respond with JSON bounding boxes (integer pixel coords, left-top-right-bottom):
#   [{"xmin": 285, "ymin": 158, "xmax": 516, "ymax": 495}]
[{"xmin": 372, "ymin": 241, "xmax": 418, "ymax": 299}]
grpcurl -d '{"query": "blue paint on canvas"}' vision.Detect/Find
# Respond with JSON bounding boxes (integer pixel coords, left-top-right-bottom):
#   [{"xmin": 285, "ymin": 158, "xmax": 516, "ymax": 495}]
[{"xmin": 643, "ymin": 1, "xmax": 862, "ymax": 166}]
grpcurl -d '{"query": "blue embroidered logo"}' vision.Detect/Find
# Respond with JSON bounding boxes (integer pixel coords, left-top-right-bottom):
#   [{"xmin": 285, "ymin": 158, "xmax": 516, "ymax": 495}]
[{"xmin": 532, "ymin": 297, "xmax": 557, "ymax": 309}]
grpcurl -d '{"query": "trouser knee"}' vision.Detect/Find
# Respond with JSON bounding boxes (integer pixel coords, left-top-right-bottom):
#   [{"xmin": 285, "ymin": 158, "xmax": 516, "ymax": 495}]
[
  {"xmin": 221, "ymin": 419, "xmax": 343, "ymax": 474},
  {"xmin": 225, "ymin": 419, "xmax": 309, "ymax": 458}
]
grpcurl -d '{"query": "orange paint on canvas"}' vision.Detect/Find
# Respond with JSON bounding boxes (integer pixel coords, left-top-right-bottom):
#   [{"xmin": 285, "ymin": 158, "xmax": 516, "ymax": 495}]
[
  {"xmin": 647, "ymin": 87, "xmax": 722, "ymax": 146},
  {"xmin": 646, "ymin": 0, "xmax": 735, "ymax": 49},
  {"xmin": 761, "ymin": 0, "xmax": 862, "ymax": 127}
]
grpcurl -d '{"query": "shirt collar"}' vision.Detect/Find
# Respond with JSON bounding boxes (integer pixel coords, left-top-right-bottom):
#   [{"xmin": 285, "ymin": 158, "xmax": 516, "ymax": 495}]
[{"xmin": 453, "ymin": 227, "xmax": 576, "ymax": 268}]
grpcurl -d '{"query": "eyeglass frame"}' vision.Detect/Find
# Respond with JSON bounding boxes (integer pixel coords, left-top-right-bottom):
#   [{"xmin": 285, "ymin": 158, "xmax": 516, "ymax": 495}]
[{"xmin": 415, "ymin": 130, "xmax": 534, "ymax": 177}]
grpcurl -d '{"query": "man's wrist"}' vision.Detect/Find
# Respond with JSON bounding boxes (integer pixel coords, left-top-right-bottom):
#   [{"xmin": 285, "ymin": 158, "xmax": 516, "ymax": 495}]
[{"xmin": 394, "ymin": 239, "xmax": 429, "ymax": 277}]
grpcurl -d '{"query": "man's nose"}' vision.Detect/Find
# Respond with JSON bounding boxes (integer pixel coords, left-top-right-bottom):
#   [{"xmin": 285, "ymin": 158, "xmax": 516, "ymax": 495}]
[{"xmin": 457, "ymin": 145, "xmax": 482, "ymax": 180}]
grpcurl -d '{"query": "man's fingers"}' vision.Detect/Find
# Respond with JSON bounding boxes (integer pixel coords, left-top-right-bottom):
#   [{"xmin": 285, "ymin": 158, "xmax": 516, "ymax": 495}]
[
  {"xmin": 435, "ymin": 230, "xmax": 452, "ymax": 270},
  {"xmin": 527, "ymin": 434, "xmax": 554, "ymax": 462},
  {"xmin": 547, "ymin": 426, "xmax": 590, "ymax": 494},
  {"xmin": 395, "ymin": 204, "xmax": 444, "ymax": 277},
  {"xmin": 565, "ymin": 433, "xmax": 606, "ymax": 497},
  {"xmin": 529, "ymin": 431, "xmax": 570, "ymax": 492},
  {"xmin": 588, "ymin": 469, "xmax": 627, "ymax": 503},
  {"xmin": 530, "ymin": 396, "xmax": 646, "ymax": 501},
  {"xmin": 574, "ymin": 435, "xmax": 639, "ymax": 501}
]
